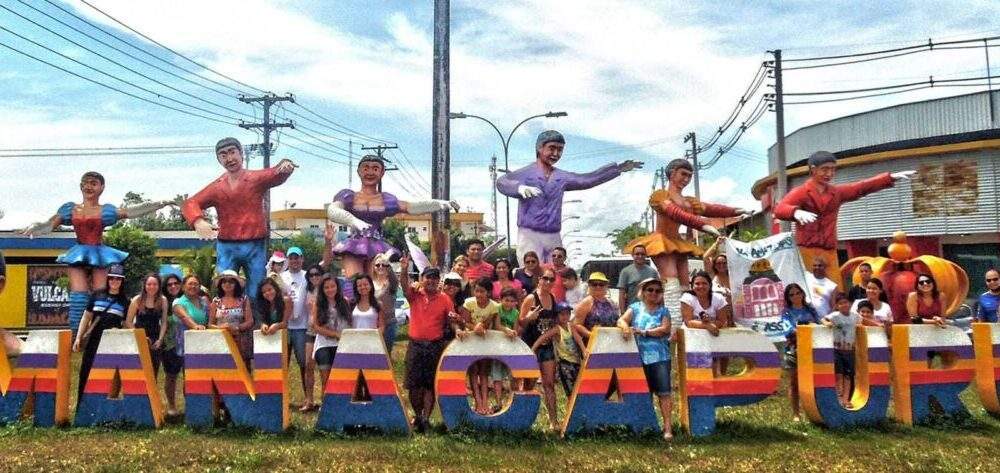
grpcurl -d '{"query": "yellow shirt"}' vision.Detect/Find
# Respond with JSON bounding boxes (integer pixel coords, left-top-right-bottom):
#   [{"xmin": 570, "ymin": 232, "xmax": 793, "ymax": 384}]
[{"xmin": 463, "ymin": 297, "xmax": 499, "ymax": 328}]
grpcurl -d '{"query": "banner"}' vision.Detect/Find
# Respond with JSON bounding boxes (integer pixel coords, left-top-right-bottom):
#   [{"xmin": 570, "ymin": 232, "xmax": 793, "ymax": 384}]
[
  {"xmin": 25, "ymin": 265, "xmax": 69, "ymax": 327},
  {"xmin": 725, "ymin": 232, "xmax": 809, "ymax": 341}
]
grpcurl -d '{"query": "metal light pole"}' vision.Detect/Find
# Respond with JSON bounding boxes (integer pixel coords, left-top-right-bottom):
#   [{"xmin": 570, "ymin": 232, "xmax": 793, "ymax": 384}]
[
  {"xmin": 561, "ymin": 215, "xmax": 580, "ymax": 224},
  {"xmin": 449, "ymin": 111, "xmax": 567, "ymax": 256}
]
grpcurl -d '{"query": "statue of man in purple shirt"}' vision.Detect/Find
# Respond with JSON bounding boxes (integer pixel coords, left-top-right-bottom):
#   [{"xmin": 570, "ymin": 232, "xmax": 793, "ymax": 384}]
[{"xmin": 497, "ymin": 130, "xmax": 642, "ymax": 264}]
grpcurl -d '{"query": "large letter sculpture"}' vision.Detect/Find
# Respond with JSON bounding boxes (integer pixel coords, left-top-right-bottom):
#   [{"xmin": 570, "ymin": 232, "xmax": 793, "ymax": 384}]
[
  {"xmin": 678, "ymin": 327, "xmax": 781, "ymax": 436},
  {"xmin": 562, "ymin": 327, "xmax": 659, "ymax": 435},
  {"xmin": 891, "ymin": 324, "xmax": 974, "ymax": 425},
  {"xmin": 0, "ymin": 330, "xmax": 71, "ymax": 427},
  {"xmin": 797, "ymin": 325, "xmax": 890, "ymax": 427},
  {"xmin": 317, "ymin": 329, "xmax": 409, "ymax": 433},
  {"xmin": 75, "ymin": 329, "xmax": 163, "ymax": 427},
  {"xmin": 972, "ymin": 323, "xmax": 1000, "ymax": 415},
  {"xmin": 184, "ymin": 329, "xmax": 288, "ymax": 432},
  {"xmin": 436, "ymin": 330, "xmax": 541, "ymax": 432}
]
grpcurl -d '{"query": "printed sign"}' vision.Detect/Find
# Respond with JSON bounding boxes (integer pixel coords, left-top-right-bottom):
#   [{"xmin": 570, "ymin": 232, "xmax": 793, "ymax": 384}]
[
  {"xmin": 26, "ymin": 265, "xmax": 69, "ymax": 327},
  {"xmin": 725, "ymin": 233, "xmax": 810, "ymax": 341}
]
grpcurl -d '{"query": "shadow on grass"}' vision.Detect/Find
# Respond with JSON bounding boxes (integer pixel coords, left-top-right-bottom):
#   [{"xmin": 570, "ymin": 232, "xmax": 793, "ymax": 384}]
[{"xmin": 686, "ymin": 420, "xmax": 800, "ymax": 445}]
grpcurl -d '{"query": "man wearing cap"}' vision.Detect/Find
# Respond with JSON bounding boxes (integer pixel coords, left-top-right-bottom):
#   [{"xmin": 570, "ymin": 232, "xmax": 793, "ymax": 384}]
[
  {"xmin": 279, "ymin": 246, "xmax": 315, "ymax": 408},
  {"xmin": 497, "ymin": 130, "xmax": 642, "ymax": 264},
  {"xmin": 399, "ymin": 260, "xmax": 461, "ymax": 432},
  {"xmin": 182, "ymin": 138, "xmax": 296, "ymax": 298},
  {"xmin": 773, "ymin": 151, "xmax": 914, "ymax": 288}
]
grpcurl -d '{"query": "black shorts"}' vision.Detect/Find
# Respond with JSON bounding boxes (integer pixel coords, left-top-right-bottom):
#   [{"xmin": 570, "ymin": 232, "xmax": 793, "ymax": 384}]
[
  {"xmin": 834, "ymin": 349, "xmax": 855, "ymax": 377},
  {"xmin": 161, "ymin": 348, "xmax": 184, "ymax": 375},
  {"xmin": 405, "ymin": 339, "xmax": 446, "ymax": 391},
  {"xmin": 535, "ymin": 344, "xmax": 556, "ymax": 363},
  {"xmin": 314, "ymin": 346, "xmax": 338, "ymax": 370}
]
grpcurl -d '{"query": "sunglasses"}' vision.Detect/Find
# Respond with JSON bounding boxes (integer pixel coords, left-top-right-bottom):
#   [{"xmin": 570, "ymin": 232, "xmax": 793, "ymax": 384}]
[
  {"xmin": 374, "ymin": 263, "xmax": 390, "ymax": 268},
  {"xmin": 308, "ymin": 272, "xmax": 322, "ymax": 277},
  {"xmin": 540, "ymin": 276, "xmax": 556, "ymax": 282},
  {"xmin": 524, "ymin": 260, "xmax": 538, "ymax": 264},
  {"xmin": 788, "ymin": 291, "xmax": 802, "ymax": 296},
  {"xmin": 643, "ymin": 287, "xmax": 664, "ymax": 294},
  {"xmin": 167, "ymin": 282, "xmax": 181, "ymax": 287},
  {"xmin": 633, "ymin": 253, "xmax": 647, "ymax": 257},
  {"xmin": 987, "ymin": 277, "xmax": 999, "ymax": 283},
  {"xmin": 918, "ymin": 279, "xmax": 933, "ymax": 285},
  {"xmin": 588, "ymin": 281, "xmax": 608, "ymax": 286}
]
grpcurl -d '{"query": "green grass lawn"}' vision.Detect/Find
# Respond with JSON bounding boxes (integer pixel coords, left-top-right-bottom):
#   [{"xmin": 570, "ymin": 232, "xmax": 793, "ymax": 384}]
[{"xmin": 1, "ymin": 340, "xmax": 999, "ymax": 472}]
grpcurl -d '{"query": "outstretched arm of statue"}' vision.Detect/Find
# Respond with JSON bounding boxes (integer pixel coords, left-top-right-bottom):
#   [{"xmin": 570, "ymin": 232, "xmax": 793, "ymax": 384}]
[
  {"xmin": 659, "ymin": 201, "xmax": 709, "ymax": 230},
  {"xmin": 327, "ymin": 201, "xmax": 371, "ymax": 233},
  {"xmin": 120, "ymin": 199, "xmax": 174, "ymax": 219},
  {"xmin": 565, "ymin": 162, "xmax": 625, "ymax": 191},
  {"xmin": 21, "ymin": 214, "xmax": 61, "ymax": 237},
  {"xmin": 402, "ymin": 199, "xmax": 460, "ymax": 215}
]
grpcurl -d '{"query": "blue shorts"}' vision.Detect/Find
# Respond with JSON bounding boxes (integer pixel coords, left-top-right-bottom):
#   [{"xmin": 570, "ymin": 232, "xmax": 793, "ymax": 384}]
[
  {"xmin": 314, "ymin": 346, "xmax": 337, "ymax": 370},
  {"xmin": 536, "ymin": 344, "xmax": 556, "ymax": 363},
  {"xmin": 382, "ymin": 323, "xmax": 397, "ymax": 354},
  {"xmin": 643, "ymin": 360, "xmax": 672, "ymax": 395},
  {"xmin": 216, "ymin": 239, "xmax": 267, "ymax": 298},
  {"xmin": 288, "ymin": 329, "xmax": 308, "ymax": 369}
]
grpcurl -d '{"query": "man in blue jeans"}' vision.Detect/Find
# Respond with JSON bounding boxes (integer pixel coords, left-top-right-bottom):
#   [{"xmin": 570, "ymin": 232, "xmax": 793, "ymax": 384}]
[{"xmin": 182, "ymin": 137, "xmax": 297, "ymax": 298}]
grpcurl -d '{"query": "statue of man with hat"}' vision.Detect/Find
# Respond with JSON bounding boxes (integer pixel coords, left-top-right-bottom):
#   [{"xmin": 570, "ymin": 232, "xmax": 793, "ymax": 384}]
[
  {"xmin": 497, "ymin": 130, "xmax": 642, "ymax": 264},
  {"xmin": 773, "ymin": 150, "xmax": 914, "ymax": 288},
  {"xmin": 182, "ymin": 137, "xmax": 297, "ymax": 297}
]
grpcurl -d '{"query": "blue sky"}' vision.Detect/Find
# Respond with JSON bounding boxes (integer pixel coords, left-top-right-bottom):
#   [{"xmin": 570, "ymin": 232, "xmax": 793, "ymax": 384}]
[{"xmin": 1, "ymin": 0, "xmax": 998, "ymax": 263}]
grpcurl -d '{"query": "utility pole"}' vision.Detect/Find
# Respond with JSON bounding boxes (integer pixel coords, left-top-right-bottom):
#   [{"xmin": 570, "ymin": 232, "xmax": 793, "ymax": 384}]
[
  {"xmin": 684, "ymin": 132, "xmax": 700, "ymax": 199},
  {"xmin": 489, "ymin": 154, "xmax": 499, "ymax": 242},
  {"xmin": 238, "ymin": 92, "xmax": 295, "ymax": 246},
  {"xmin": 771, "ymin": 49, "xmax": 789, "ymax": 232},
  {"xmin": 361, "ymin": 144, "xmax": 399, "ymax": 159},
  {"xmin": 348, "ymin": 139, "xmax": 352, "ymax": 188},
  {"xmin": 431, "ymin": 0, "xmax": 451, "ymax": 268}
]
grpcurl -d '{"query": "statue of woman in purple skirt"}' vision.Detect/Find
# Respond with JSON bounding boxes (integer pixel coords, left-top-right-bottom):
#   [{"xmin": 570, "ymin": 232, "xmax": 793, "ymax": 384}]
[{"xmin": 327, "ymin": 155, "xmax": 458, "ymax": 277}]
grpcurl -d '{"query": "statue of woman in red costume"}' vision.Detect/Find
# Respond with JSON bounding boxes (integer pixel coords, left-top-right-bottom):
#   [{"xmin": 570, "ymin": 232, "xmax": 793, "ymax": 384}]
[
  {"xmin": 625, "ymin": 159, "xmax": 752, "ymax": 319},
  {"xmin": 21, "ymin": 171, "xmax": 173, "ymax": 337}
]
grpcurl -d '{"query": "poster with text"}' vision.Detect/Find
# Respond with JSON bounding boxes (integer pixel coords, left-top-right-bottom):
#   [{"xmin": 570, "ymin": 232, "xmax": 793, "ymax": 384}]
[{"xmin": 26, "ymin": 265, "xmax": 69, "ymax": 327}]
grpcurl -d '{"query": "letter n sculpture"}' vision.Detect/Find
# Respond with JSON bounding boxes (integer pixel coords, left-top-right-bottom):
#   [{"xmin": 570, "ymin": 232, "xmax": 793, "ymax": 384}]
[
  {"xmin": 562, "ymin": 327, "xmax": 659, "ymax": 436},
  {"xmin": 0, "ymin": 330, "xmax": 71, "ymax": 427},
  {"xmin": 317, "ymin": 329, "xmax": 409, "ymax": 433}
]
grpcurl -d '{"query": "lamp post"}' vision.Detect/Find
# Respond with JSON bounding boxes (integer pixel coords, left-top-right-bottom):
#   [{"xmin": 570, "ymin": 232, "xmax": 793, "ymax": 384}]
[
  {"xmin": 561, "ymin": 215, "xmax": 580, "ymax": 224},
  {"xmin": 449, "ymin": 110, "xmax": 568, "ymax": 256}
]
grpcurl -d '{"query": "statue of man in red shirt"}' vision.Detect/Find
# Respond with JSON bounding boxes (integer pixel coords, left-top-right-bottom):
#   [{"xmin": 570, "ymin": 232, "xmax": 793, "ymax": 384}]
[
  {"xmin": 773, "ymin": 151, "xmax": 914, "ymax": 289},
  {"xmin": 182, "ymin": 137, "xmax": 296, "ymax": 297}
]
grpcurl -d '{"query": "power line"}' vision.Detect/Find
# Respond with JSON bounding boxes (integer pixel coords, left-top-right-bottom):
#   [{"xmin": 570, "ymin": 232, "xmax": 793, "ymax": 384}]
[
  {"xmin": 0, "ymin": 149, "xmax": 212, "ymax": 158},
  {"xmin": 78, "ymin": 0, "xmax": 266, "ymax": 94},
  {"xmin": 783, "ymin": 34, "xmax": 1000, "ymax": 62},
  {"xmin": 697, "ymin": 62, "xmax": 769, "ymax": 154},
  {"xmin": 15, "ymin": 0, "xmax": 237, "ymax": 99},
  {"xmin": 784, "ymin": 74, "xmax": 1000, "ymax": 96},
  {"xmin": 784, "ymin": 82, "xmax": 994, "ymax": 105},
  {"xmin": 280, "ymin": 132, "xmax": 352, "ymax": 160},
  {"xmin": 0, "ymin": 38, "xmax": 233, "ymax": 125},
  {"xmin": 280, "ymin": 141, "xmax": 350, "ymax": 166},
  {"xmin": 387, "ymin": 148, "xmax": 432, "ymax": 194},
  {"xmin": 290, "ymin": 102, "xmax": 395, "ymax": 144},
  {"xmin": 0, "ymin": 5, "xmax": 253, "ymax": 120},
  {"xmin": 38, "ymin": 0, "xmax": 249, "ymax": 96}
]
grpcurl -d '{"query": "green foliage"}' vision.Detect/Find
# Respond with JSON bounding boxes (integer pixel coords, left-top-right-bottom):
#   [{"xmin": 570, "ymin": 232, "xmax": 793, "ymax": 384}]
[
  {"xmin": 488, "ymin": 246, "xmax": 517, "ymax": 265},
  {"xmin": 382, "ymin": 218, "xmax": 409, "ymax": 251},
  {"xmin": 273, "ymin": 232, "xmax": 325, "ymax": 268},
  {"xmin": 104, "ymin": 224, "xmax": 159, "ymax": 295},
  {"xmin": 121, "ymin": 191, "xmax": 192, "ymax": 231},
  {"xmin": 174, "ymin": 245, "xmax": 216, "ymax": 287},
  {"xmin": 607, "ymin": 222, "xmax": 646, "ymax": 253},
  {"xmin": 703, "ymin": 225, "xmax": 771, "ymax": 247}
]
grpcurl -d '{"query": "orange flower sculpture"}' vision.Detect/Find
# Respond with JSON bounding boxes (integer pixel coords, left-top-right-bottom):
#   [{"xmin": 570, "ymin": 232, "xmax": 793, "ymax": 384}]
[{"xmin": 841, "ymin": 231, "xmax": 969, "ymax": 320}]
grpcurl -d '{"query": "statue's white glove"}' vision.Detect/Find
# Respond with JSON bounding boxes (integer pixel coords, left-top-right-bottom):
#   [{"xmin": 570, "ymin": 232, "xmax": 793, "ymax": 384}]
[
  {"xmin": 517, "ymin": 185, "xmax": 542, "ymax": 198},
  {"xmin": 700, "ymin": 224, "xmax": 721, "ymax": 237},
  {"xmin": 793, "ymin": 209, "xmax": 818, "ymax": 225},
  {"xmin": 327, "ymin": 203, "xmax": 370, "ymax": 233},
  {"xmin": 890, "ymin": 170, "xmax": 916, "ymax": 181},
  {"xmin": 407, "ymin": 199, "xmax": 458, "ymax": 214},
  {"xmin": 193, "ymin": 219, "xmax": 218, "ymax": 240}
]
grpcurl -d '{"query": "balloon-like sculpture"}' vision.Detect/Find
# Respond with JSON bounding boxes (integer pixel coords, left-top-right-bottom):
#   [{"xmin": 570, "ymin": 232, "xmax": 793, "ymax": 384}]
[{"xmin": 841, "ymin": 231, "xmax": 969, "ymax": 323}]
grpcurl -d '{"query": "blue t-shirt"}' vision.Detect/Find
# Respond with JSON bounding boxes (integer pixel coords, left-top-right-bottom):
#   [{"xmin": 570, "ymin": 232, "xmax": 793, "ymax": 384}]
[
  {"xmin": 779, "ymin": 306, "xmax": 820, "ymax": 338},
  {"xmin": 978, "ymin": 292, "xmax": 1000, "ymax": 323},
  {"xmin": 629, "ymin": 301, "xmax": 670, "ymax": 365}
]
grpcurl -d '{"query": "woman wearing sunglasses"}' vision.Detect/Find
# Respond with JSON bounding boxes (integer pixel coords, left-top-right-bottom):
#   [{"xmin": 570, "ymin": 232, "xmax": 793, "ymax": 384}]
[
  {"xmin": 779, "ymin": 283, "xmax": 819, "ymax": 421},
  {"xmin": 906, "ymin": 274, "xmax": 948, "ymax": 327},
  {"xmin": 518, "ymin": 267, "xmax": 560, "ymax": 431},
  {"xmin": 618, "ymin": 277, "xmax": 673, "ymax": 440},
  {"xmin": 372, "ymin": 253, "xmax": 401, "ymax": 353},
  {"xmin": 572, "ymin": 272, "xmax": 619, "ymax": 345}
]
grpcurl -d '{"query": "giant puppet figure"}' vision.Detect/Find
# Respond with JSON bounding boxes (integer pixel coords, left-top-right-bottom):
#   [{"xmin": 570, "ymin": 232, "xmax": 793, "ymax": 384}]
[
  {"xmin": 625, "ymin": 159, "xmax": 752, "ymax": 318},
  {"xmin": 773, "ymin": 151, "xmax": 915, "ymax": 289},
  {"xmin": 326, "ymin": 154, "xmax": 458, "ymax": 277},
  {"xmin": 22, "ymin": 172, "xmax": 173, "ymax": 335},
  {"xmin": 182, "ymin": 138, "xmax": 296, "ymax": 298},
  {"xmin": 497, "ymin": 130, "xmax": 642, "ymax": 263}
]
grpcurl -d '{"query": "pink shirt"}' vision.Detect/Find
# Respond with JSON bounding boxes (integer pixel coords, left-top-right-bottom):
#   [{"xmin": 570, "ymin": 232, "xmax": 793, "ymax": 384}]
[
  {"xmin": 464, "ymin": 261, "xmax": 495, "ymax": 282},
  {"xmin": 182, "ymin": 167, "xmax": 290, "ymax": 241}
]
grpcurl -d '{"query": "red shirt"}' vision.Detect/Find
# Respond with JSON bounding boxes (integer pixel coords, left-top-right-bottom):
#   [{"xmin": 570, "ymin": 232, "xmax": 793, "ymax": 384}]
[
  {"xmin": 464, "ymin": 261, "xmax": 495, "ymax": 282},
  {"xmin": 405, "ymin": 286, "xmax": 454, "ymax": 342},
  {"xmin": 182, "ymin": 167, "xmax": 290, "ymax": 241},
  {"xmin": 773, "ymin": 173, "xmax": 894, "ymax": 250},
  {"xmin": 543, "ymin": 263, "xmax": 567, "ymax": 303}
]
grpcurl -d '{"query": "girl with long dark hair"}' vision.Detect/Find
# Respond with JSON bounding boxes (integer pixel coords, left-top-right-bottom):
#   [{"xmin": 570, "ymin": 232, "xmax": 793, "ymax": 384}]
[
  {"xmin": 311, "ymin": 274, "xmax": 352, "ymax": 389},
  {"xmin": 256, "ymin": 276, "xmax": 291, "ymax": 335}
]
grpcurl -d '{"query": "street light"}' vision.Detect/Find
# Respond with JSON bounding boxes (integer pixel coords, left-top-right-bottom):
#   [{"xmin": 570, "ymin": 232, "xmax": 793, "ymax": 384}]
[
  {"xmin": 449, "ymin": 110, "xmax": 568, "ymax": 256},
  {"xmin": 561, "ymin": 228, "xmax": 581, "ymax": 239},
  {"xmin": 565, "ymin": 199, "xmax": 582, "ymax": 204},
  {"xmin": 561, "ymin": 215, "xmax": 580, "ymax": 224}
]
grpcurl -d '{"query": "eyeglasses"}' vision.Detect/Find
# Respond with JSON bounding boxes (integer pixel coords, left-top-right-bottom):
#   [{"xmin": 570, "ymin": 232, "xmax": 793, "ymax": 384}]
[
  {"xmin": 540, "ymin": 276, "xmax": 556, "ymax": 282},
  {"xmin": 918, "ymin": 279, "xmax": 933, "ymax": 286},
  {"xmin": 524, "ymin": 260, "xmax": 538, "ymax": 264},
  {"xmin": 167, "ymin": 282, "xmax": 180, "ymax": 287},
  {"xmin": 643, "ymin": 287, "xmax": 664, "ymax": 294}
]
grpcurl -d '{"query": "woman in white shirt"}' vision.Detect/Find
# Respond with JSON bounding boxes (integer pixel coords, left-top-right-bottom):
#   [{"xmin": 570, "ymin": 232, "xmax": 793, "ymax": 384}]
[
  {"xmin": 681, "ymin": 271, "xmax": 731, "ymax": 376},
  {"xmin": 351, "ymin": 274, "xmax": 382, "ymax": 330},
  {"xmin": 310, "ymin": 274, "xmax": 352, "ymax": 390},
  {"xmin": 850, "ymin": 277, "xmax": 892, "ymax": 328}
]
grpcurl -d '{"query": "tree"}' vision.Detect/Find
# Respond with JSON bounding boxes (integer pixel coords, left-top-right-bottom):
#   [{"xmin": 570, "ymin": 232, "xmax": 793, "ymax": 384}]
[
  {"xmin": 382, "ymin": 219, "xmax": 409, "ymax": 252},
  {"xmin": 121, "ymin": 191, "xmax": 191, "ymax": 231},
  {"xmin": 607, "ymin": 222, "xmax": 646, "ymax": 254},
  {"xmin": 104, "ymin": 223, "xmax": 159, "ymax": 295},
  {"xmin": 174, "ymin": 245, "xmax": 216, "ymax": 289}
]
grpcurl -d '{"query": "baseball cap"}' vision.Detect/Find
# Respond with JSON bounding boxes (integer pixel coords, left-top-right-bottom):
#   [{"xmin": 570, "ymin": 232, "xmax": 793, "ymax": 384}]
[{"xmin": 287, "ymin": 247, "xmax": 303, "ymax": 257}]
